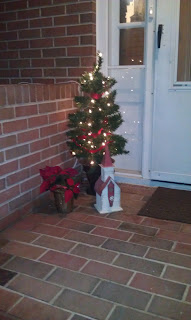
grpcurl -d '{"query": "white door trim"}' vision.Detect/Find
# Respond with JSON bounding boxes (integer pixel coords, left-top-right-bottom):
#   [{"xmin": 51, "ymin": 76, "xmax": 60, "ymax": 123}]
[{"xmin": 141, "ymin": 0, "xmax": 156, "ymax": 179}]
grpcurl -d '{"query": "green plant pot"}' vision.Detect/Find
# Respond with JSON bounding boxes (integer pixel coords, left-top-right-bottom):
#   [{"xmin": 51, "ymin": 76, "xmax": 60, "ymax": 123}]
[{"xmin": 53, "ymin": 190, "xmax": 74, "ymax": 214}]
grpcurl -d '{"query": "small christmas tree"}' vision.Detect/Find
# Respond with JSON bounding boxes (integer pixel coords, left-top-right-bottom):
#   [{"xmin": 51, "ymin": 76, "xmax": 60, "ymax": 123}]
[{"xmin": 67, "ymin": 52, "xmax": 128, "ymax": 167}]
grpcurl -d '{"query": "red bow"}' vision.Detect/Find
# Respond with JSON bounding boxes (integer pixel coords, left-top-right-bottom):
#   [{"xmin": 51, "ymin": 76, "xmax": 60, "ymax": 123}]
[{"xmin": 91, "ymin": 93, "xmax": 102, "ymax": 100}]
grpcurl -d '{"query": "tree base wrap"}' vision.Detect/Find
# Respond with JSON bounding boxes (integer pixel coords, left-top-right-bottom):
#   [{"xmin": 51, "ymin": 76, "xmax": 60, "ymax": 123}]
[
  {"xmin": 53, "ymin": 190, "xmax": 74, "ymax": 214},
  {"xmin": 83, "ymin": 165, "xmax": 101, "ymax": 196}
]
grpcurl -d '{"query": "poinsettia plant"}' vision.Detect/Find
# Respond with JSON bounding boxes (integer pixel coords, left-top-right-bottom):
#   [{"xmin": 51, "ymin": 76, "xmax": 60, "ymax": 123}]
[{"xmin": 39, "ymin": 166, "xmax": 80, "ymax": 203}]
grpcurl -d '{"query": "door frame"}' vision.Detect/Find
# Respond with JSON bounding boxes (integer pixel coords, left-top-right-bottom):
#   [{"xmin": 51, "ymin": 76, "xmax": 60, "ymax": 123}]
[{"xmin": 96, "ymin": 0, "xmax": 156, "ymax": 179}]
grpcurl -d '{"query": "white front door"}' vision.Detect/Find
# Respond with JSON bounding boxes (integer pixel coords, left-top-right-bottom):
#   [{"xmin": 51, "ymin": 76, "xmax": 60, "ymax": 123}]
[
  {"xmin": 151, "ymin": 0, "xmax": 191, "ymax": 184},
  {"xmin": 97, "ymin": 0, "xmax": 146, "ymax": 175}
]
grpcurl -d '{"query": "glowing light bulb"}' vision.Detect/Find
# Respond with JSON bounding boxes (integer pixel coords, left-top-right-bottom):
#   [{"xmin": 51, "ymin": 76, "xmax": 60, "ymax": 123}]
[
  {"xmin": 88, "ymin": 141, "xmax": 91, "ymax": 144},
  {"xmin": 79, "ymin": 122, "xmax": 82, "ymax": 124},
  {"xmin": 89, "ymin": 73, "xmax": 93, "ymax": 80},
  {"xmin": 91, "ymin": 99, "xmax": 95, "ymax": 103},
  {"xmin": 91, "ymin": 145, "xmax": 94, "ymax": 148},
  {"xmin": 103, "ymin": 133, "xmax": 107, "ymax": 137},
  {"xmin": 102, "ymin": 81, "xmax": 105, "ymax": 84},
  {"xmin": 105, "ymin": 91, "xmax": 109, "ymax": 96},
  {"xmin": 131, "ymin": 89, "xmax": 134, "ymax": 92},
  {"xmin": 139, "ymin": 60, "xmax": 142, "ymax": 63},
  {"xmin": 99, "ymin": 108, "xmax": 102, "ymax": 111},
  {"xmin": 102, "ymin": 142, "xmax": 105, "ymax": 146},
  {"xmin": 84, "ymin": 80, "xmax": 86, "ymax": 83},
  {"xmin": 88, "ymin": 123, "xmax": 92, "ymax": 127},
  {"xmin": 107, "ymin": 76, "xmax": 110, "ymax": 79},
  {"xmin": 131, "ymin": 59, "xmax": 134, "ymax": 62},
  {"xmin": 89, "ymin": 109, "xmax": 92, "ymax": 113},
  {"xmin": 107, "ymin": 103, "xmax": 111, "ymax": 107},
  {"xmin": 99, "ymin": 52, "xmax": 103, "ymax": 57},
  {"xmin": 72, "ymin": 152, "xmax": 76, "ymax": 155},
  {"xmin": 90, "ymin": 160, "xmax": 94, "ymax": 165},
  {"xmin": 131, "ymin": 76, "xmax": 133, "ymax": 79},
  {"xmin": 96, "ymin": 65, "xmax": 99, "ymax": 69},
  {"xmin": 88, "ymin": 132, "xmax": 91, "ymax": 136}
]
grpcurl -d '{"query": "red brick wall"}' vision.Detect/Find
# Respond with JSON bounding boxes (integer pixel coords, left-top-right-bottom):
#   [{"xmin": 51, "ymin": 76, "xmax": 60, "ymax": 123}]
[
  {"xmin": 0, "ymin": 0, "xmax": 96, "ymax": 84},
  {"xmin": 0, "ymin": 82, "xmax": 78, "ymax": 230}
]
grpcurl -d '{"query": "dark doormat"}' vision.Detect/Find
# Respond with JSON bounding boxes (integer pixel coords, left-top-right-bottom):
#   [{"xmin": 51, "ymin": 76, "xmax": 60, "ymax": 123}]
[{"xmin": 138, "ymin": 187, "xmax": 191, "ymax": 224}]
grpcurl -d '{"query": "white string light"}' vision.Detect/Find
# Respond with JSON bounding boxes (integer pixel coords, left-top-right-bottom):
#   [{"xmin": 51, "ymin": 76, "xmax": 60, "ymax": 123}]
[
  {"xmin": 105, "ymin": 91, "xmax": 109, "ymax": 96},
  {"xmin": 90, "ymin": 160, "xmax": 94, "ymax": 165},
  {"xmin": 80, "ymin": 122, "xmax": 82, "ymax": 124},
  {"xmin": 91, "ymin": 99, "xmax": 95, "ymax": 104},
  {"xmin": 88, "ymin": 141, "xmax": 91, "ymax": 144},
  {"xmin": 88, "ymin": 123, "xmax": 92, "ymax": 126},
  {"xmin": 72, "ymin": 152, "xmax": 76, "ymax": 155},
  {"xmin": 99, "ymin": 52, "xmax": 103, "ymax": 57},
  {"xmin": 103, "ymin": 133, "xmax": 107, "ymax": 136},
  {"xmin": 107, "ymin": 103, "xmax": 111, "ymax": 107},
  {"xmin": 89, "ymin": 109, "xmax": 92, "ymax": 113},
  {"xmin": 99, "ymin": 108, "xmax": 102, "ymax": 111},
  {"xmin": 89, "ymin": 73, "xmax": 93, "ymax": 80},
  {"xmin": 102, "ymin": 142, "xmax": 105, "ymax": 146}
]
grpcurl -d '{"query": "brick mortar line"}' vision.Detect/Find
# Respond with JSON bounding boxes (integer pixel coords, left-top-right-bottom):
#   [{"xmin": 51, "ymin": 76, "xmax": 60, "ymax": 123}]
[
  {"xmin": 30, "ymin": 234, "xmax": 42, "ymax": 244},
  {"xmin": 90, "ymin": 279, "xmax": 102, "ymax": 295},
  {"xmin": 126, "ymin": 270, "xmax": 137, "ymax": 287},
  {"xmin": 144, "ymin": 293, "xmax": 155, "ymax": 312},
  {"xmin": 105, "ymin": 304, "xmax": 116, "ymax": 320},
  {"xmin": 159, "ymin": 264, "xmax": 168, "ymax": 278},
  {"xmin": 4, "ymin": 272, "xmax": 20, "ymax": 289},
  {"xmin": 67, "ymin": 241, "xmax": 79, "ymax": 254},
  {"xmin": 78, "ymin": 258, "xmax": 90, "ymax": 272},
  {"xmin": 36, "ymin": 248, "xmax": 49, "ymax": 261},
  {"xmin": 49, "ymin": 287, "xmax": 65, "ymax": 305},
  {"xmin": 7, "ymin": 295, "xmax": 24, "ymax": 313},
  {"xmin": 182, "ymin": 285, "xmax": 190, "ymax": 302},
  {"xmin": 170, "ymin": 240, "xmax": 178, "ymax": 252},
  {"xmin": 1, "ymin": 254, "xmax": 16, "ymax": 268},
  {"xmin": 43, "ymin": 265, "xmax": 57, "ymax": 281}
]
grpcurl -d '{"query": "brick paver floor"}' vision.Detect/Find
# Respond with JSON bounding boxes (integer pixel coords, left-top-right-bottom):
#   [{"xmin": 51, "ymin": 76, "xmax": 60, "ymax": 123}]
[{"xmin": 0, "ymin": 184, "xmax": 191, "ymax": 320}]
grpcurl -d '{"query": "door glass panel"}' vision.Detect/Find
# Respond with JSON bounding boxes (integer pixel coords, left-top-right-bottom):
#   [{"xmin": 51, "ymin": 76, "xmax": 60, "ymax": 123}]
[
  {"xmin": 120, "ymin": 0, "xmax": 145, "ymax": 23},
  {"xmin": 177, "ymin": 0, "xmax": 191, "ymax": 82},
  {"xmin": 120, "ymin": 28, "xmax": 144, "ymax": 65}
]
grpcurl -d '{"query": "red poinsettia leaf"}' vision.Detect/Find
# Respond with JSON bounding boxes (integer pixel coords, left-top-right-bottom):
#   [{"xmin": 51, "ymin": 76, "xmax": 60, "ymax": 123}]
[
  {"xmin": 65, "ymin": 189, "xmax": 73, "ymax": 203},
  {"xmin": 67, "ymin": 178, "xmax": 74, "ymax": 186},
  {"xmin": 40, "ymin": 180, "xmax": 50, "ymax": 193},
  {"xmin": 73, "ymin": 186, "xmax": 80, "ymax": 194}
]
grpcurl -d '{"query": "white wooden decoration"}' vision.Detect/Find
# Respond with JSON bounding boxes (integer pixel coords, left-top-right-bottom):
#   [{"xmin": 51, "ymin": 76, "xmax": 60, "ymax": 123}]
[{"xmin": 94, "ymin": 145, "xmax": 123, "ymax": 214}]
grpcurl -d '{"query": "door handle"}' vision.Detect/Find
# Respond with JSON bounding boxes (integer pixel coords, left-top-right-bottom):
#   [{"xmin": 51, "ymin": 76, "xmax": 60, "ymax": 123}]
[{"xmin": 157, "ymin": 24, "xmax": 163, "ymax": 48}]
